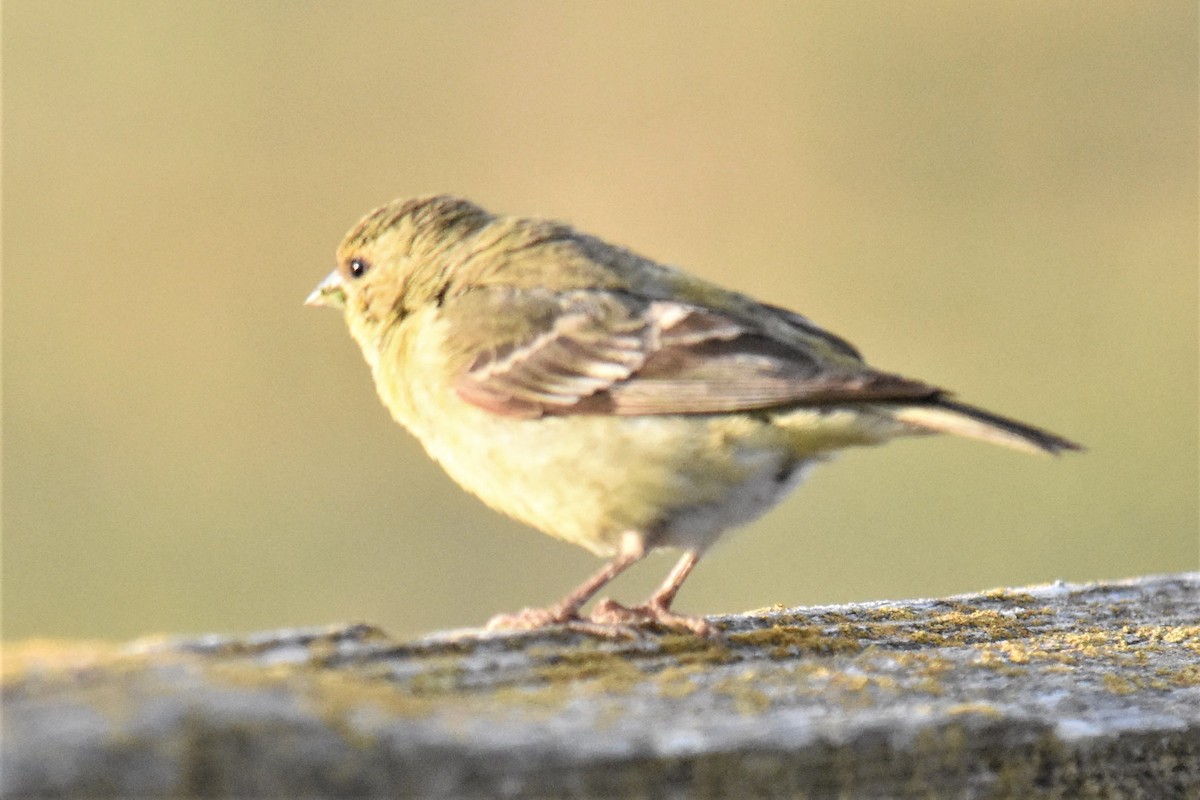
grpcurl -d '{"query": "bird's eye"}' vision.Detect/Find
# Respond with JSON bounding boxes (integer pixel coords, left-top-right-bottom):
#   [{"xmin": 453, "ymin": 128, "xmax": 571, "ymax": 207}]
[{"xmin": 349, "ymin": 257, "xmax": 370, "ymax": 279}]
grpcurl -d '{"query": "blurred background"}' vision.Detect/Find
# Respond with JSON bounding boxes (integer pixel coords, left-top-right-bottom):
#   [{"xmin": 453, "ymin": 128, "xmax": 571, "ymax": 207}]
[{"xmin": 4, "ymin": 2, "xmax": 1196, "ymax": 642}]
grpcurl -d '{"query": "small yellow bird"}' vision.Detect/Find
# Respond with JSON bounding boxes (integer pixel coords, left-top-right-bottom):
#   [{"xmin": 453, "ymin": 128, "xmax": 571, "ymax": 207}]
[{"xmin": 308, "ymin": 195, "xmax": 1081, "ymax": 636}]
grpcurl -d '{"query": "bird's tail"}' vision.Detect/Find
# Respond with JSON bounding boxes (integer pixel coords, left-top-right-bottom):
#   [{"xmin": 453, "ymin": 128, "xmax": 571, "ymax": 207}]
[{"xmin": 889, "ymin": 398, "xmax": 1083, "ymax": 456}]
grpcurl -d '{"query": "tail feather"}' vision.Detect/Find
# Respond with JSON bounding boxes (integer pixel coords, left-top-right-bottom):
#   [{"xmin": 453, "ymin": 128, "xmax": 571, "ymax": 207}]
[{"xmin": 890, "ymin": 398, "xmax": 1083, "ymax": 456}]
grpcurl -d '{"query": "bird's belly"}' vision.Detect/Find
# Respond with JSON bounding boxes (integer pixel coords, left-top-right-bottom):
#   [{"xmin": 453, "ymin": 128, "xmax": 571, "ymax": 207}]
[
  {"xmin": 654, "ymin": 458, "xmax": 816, "ymax": 552},
  {"xmin": 410, "ymin": 401, "xmax": 813, "ymax": 557}
]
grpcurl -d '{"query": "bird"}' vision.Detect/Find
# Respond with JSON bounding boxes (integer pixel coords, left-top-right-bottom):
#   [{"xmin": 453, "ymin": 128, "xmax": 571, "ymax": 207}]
[{"xmin": 307, "ymin": 195, "xmax": 1081, "ymax": 637}]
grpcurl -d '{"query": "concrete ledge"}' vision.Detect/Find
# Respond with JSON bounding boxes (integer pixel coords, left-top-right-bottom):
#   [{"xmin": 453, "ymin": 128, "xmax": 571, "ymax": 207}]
[{"xmin": 3, "ymin": 573, "xmax": 1198, "ymax": 798}]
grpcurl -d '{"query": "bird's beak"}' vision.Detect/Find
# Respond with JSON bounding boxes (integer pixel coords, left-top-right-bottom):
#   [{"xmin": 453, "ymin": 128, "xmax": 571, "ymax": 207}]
[{"xmin": 306, "ymin": 270, "xmax": 346, "ymax": 309}]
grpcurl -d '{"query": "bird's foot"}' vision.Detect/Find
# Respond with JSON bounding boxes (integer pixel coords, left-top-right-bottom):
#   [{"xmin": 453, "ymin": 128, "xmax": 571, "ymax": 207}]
[
  {"xmin": 485, "ymin": 607, "xmax": 640, "ymax": 640},
  {"xmin": 486, "ymin": 606, "xmax": 571, "ymax": 631},
  {"xmin": 590, "ymin": 598, "xmax": 713, "ymax": 637}
]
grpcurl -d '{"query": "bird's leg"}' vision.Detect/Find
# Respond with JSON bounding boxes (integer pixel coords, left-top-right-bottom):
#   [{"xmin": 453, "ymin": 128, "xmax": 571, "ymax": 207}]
[
  {"xmin": 591, "ymin": 549, "xmax": 712, "ymax": 637},
  {"xmin": 486, "ymin": 537, "xmax": 646, "ymax": 634}
]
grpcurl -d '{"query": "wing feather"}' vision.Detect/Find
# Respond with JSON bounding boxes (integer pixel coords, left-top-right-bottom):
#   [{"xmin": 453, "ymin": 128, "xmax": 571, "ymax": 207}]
[{"xmin": 451, "ymin": 289, "xmax": 940, "ymax": 417}]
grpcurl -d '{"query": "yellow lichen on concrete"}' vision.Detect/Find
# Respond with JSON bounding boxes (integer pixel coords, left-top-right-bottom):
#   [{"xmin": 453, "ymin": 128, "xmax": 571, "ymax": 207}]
[
  {"xmin": 981, "ymin": 589, "xmax": 1039, "ymax": 605},
  {"xmin": 863, "ymin": 605, "xmax": 920, "ymax": 622},
  {"xmin": 726, "ymin": 624, "xmax": 862, "ymax": 657},
  {"xmin": 1128, "ymin": 624, "xmax": 1200, "ymax": 652},
  {"xmin": 1102, "ymin": 673, "xmax": 1140, "ymax": 695},
  {"xmin": 945, "ymin": 702, "xmax": 1004, "ymax": 719},
  {"xmin": 654, "ymin": 665, "xmax": 702, "ymax": 699},
  {"xmin": 531, "ymin": 647, "xmax": 645, "ymax": 691},
  {"xmin": 712, "ymin": 671, "xmax": 773, "ymax": 716},
  {"xmin": 918, "ymin": 607, "xmax": 1039, "ymax": 645},
  {"xmin": 992, "ymin": 641, "xmax": 1033, "ymax": 664}
]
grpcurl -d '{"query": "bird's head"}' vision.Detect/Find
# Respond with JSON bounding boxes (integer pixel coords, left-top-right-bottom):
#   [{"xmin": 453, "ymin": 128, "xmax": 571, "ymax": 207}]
[{"xmin": 306, "ymin": 195, "xmax": 493, "ymax": 342}]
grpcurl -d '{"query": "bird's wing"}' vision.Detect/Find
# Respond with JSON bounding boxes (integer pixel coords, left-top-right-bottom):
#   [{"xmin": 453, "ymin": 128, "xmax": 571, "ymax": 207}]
[{"xmin": 445, "ymin": 288, "xmax": 941, "ymax": 418}]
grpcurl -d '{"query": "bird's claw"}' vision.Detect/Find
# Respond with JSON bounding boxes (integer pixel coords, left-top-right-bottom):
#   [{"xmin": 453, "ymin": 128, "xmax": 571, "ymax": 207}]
[
  {"xmin": 590, "ymin": 598, "xmax": 713, "ymax": 637},
  {"xmin": 486, "ymin": 606, "xmax": 571, "ymax": 631},
  {"xmin": 485, "ymin": 607, "xmax": 641, "ymax": 640}
]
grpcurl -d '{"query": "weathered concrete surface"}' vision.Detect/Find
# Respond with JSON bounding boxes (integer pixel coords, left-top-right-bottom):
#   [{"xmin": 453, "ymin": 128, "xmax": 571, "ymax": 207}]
[{"xmin": 3, "ymin": 574, "xmax": 1198, "ymax": 799}]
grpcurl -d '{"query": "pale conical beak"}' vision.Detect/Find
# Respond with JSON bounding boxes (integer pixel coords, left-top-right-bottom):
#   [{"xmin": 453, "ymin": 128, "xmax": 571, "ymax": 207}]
[{"xmin": 306, "ymin": 270, "xmax": 346, "ymax": 309}]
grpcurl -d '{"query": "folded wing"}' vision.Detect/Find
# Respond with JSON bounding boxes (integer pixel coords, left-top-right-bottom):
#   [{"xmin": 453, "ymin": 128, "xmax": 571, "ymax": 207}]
[{"xmin": 450, "ymin": 288, "xmax": 941, "ymax": 418}]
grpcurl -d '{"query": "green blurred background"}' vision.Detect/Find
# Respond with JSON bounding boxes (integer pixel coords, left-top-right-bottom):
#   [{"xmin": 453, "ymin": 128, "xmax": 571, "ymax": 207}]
[{"xmin": 4, "ymin": 2, "xmax": 1196, "ymax": 642}]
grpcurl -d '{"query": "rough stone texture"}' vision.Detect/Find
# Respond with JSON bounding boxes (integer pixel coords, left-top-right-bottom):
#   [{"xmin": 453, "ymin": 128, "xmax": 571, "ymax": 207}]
[{"xmin": 3, "ymin": 574, "xmax": 1198, "ymax": 799}]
